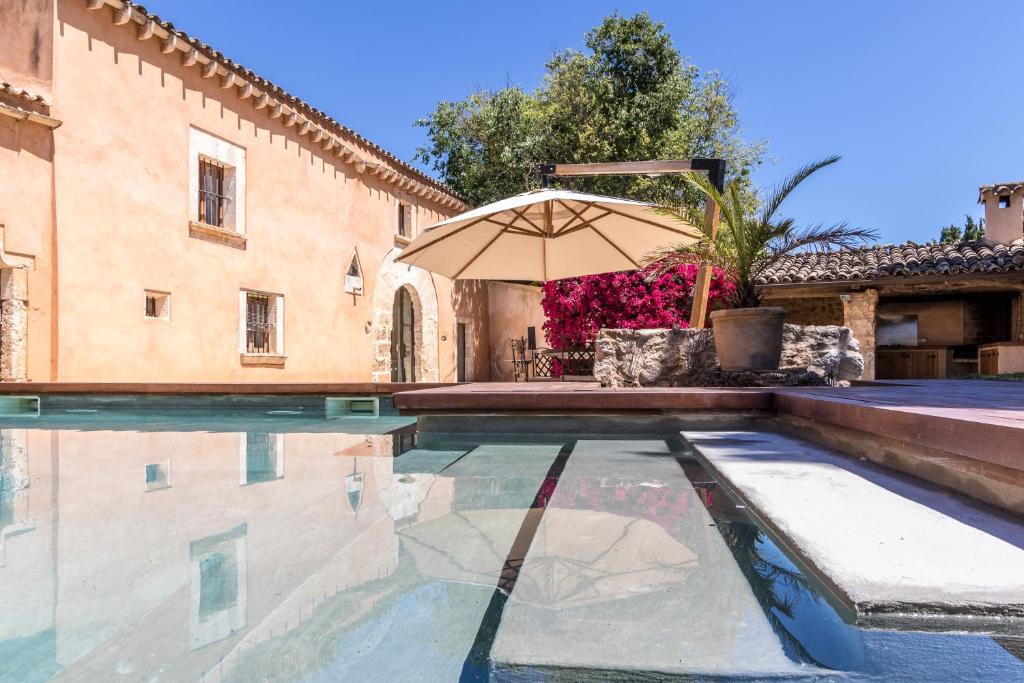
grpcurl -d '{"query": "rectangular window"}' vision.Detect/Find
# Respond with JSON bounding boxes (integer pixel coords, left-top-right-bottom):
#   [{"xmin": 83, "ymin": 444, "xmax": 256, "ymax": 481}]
[
  {"xmin": 397, "ymin": 202, "xmax": 408, "ymax": 237},
  {"xmin": 198, "ymin": 158, "xmax": 228, "ymax": 227},
  {"xmin": 144, "ymin": 290, "xmax": 170, "ymax": 320},
  {"xmin": 245, "ymin": 292, "xmax": 275, "ymax": 354},
  {"xmin": 999, "ymin": 195, "xmax": 1012, "ymax": 209}
]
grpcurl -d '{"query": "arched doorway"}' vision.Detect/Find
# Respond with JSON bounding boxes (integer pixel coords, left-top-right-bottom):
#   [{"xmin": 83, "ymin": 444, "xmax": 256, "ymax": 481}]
[
  {"xmin": 371, "ymin": 248, "xmax": 440, "ymax": 383},
  {"xmin": 391, "ymin": 286, "xmax": 417, "ymax": 382}
]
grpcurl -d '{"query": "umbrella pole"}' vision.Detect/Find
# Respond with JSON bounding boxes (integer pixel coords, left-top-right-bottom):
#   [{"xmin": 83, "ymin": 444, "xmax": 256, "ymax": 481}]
[{"xmin": 688, "ymin": 198, "xmax": 721, "ymax": 329}]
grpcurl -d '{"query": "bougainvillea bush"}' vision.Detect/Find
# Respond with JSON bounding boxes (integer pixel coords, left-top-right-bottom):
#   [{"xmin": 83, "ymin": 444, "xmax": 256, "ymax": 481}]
[{"xmin": 541, "ymin": 263, "xmax": 734, "ymax": 349}]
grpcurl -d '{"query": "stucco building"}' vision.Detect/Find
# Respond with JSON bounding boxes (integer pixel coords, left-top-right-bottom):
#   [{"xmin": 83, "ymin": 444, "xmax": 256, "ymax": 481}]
[
  {"xmin": 760, "ymin": 183, "xmax": 1024, "ymax": 380},
  {"xmin": 0, "ymin": 0, "xmax": 543, "ymax": 383}
]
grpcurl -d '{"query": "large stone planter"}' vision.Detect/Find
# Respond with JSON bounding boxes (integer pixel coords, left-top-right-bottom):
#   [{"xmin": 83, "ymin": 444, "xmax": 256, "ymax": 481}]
[
  {"xmin": 709, "ymin": 307, "xmax": 787, "ymax": 371},
  {"xmin": 594, "ymin": 324, "xmax": 863, "ymax": 387}
]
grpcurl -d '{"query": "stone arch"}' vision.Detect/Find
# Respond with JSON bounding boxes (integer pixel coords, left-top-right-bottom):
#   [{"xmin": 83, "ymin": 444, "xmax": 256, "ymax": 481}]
[{"xmin": 371, "ymin": 248, "xmax": 439, "ymax": 382}]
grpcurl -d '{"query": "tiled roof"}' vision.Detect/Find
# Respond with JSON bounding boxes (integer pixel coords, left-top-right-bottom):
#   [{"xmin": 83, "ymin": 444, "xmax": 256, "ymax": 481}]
[
  {"xmin": 0, "ymin": 82, "xmax": 49, "ymax": 107},
  {"xmin": 979, "ymin": 182, "xmax": 1024, "ymax": 201},
  {"xmin": 758, "ymin": 239, "xmax": 1024, "ymax": 285},
  {"xmin": 86, "ymin": 1, "xmax": 466, "ymax": 207}
]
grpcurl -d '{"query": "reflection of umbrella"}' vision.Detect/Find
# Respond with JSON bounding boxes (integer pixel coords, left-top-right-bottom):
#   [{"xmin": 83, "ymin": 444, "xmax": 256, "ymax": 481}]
[
  {"xmin": 509, "ymin": 509, "xmax": 699, "ymax": 609},
  {"xmin": 398, "ymin": 509, "xmax": 526, "ymax": 587},
  {"xmin": 395, "ymin": 189, "xmax": 701, "ymax": 280}
]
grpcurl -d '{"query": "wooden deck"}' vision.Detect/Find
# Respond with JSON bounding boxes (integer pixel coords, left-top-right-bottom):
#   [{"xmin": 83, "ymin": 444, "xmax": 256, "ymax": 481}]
[{"xmin": 775, "ymin": 380, "xmax": 1024, "ymax": 472}]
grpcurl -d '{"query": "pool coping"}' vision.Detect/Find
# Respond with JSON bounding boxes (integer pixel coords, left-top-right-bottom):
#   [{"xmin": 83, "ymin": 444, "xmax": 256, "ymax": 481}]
[{"xmin": 0, "ymin": 382, "xmax": 452, "ymax": 395}]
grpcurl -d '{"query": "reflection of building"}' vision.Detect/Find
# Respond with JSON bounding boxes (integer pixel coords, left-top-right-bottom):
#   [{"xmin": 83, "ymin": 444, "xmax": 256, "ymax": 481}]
[
  {"xmin": 190, "ymin": 525, "xmax": 248, "ymax": 650},
  {"xmin": 0, "ymin": 1, "xmax": 544, "ymax": 383},
  {"xmin": 0, "ymin": 426, "xmax": 410, "ymax": 680}
]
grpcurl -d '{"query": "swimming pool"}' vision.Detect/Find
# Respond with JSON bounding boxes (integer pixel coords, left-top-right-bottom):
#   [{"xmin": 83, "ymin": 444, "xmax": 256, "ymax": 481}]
[{"xmin": 0, "ymin": 400, "xmax": 1021, "ymax": 681}]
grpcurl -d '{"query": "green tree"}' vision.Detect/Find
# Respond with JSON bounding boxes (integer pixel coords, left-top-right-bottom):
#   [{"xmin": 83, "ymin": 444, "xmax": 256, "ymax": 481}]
[
  {"xmin": 415, "ymin": 12, "xmax": 764, "ymax": 215},
  {"xmin": 939, "ymin": 215, "xmax": 985, "ymax": 243}
]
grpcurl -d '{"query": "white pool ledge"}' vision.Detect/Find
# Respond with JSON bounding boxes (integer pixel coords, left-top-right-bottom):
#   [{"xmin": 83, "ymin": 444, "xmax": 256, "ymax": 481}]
[{"xmin": 683, "ymin": 430, "xmax": 1024, "ymax": 619}]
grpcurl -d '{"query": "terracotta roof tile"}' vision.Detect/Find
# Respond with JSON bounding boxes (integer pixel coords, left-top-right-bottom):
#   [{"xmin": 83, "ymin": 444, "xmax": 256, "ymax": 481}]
[
  {"xmin": 0, "ymin": 82, "xmax": 49, "ymax": 106},
  {"xmin": 99, "ymin": 2, "xmax": 465, "ymax": 205},
  {"xmin": 758, "ymin": 239, "xmax": 1024, "ymax": 285}
]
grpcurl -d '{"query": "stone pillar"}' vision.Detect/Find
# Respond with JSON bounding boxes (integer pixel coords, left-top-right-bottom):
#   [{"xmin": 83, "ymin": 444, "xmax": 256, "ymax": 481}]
[
  {"xmin": 842, "ymin": 289, "xmax": 878, "ymax": 380},
  {"xmin": 0, "ymin": 268, "xmax": 28, "ymax": 381}
]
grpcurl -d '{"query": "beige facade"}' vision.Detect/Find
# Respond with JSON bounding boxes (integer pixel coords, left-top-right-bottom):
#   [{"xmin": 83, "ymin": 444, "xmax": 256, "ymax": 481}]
[{"xmin": 0, "ymin": 0, "xmax": 542, "ymax": 383}]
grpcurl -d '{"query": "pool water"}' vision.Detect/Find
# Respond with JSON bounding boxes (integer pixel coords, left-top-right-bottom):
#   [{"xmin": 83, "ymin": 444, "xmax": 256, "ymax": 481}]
[{"xmin": 0, "ymin": 408, "xmax": 1021, "ymax": 682}]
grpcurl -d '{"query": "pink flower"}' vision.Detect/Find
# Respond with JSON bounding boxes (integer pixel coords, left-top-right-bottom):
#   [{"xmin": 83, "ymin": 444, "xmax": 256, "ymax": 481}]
[{"xmin": 541, "ymin": 264, "xmax": 734, "ymax": 348}]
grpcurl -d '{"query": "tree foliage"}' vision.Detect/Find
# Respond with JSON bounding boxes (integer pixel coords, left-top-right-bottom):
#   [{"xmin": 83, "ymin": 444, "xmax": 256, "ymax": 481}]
[
  {"xmin": 939, "ymin": 215, "xmax": 985, "ymax": 243},
  {"xmin": 415, "ymin": 12, "xmax": 764, "ymax": 216}
]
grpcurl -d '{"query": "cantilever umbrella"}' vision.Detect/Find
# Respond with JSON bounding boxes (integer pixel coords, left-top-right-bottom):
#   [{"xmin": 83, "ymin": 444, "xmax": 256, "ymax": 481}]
[{"xmin": 395, "ymin": 188, "xmax": 703, "ymax": 280}]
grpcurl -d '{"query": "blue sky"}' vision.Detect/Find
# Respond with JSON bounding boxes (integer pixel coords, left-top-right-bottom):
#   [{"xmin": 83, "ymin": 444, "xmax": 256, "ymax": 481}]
[{"xmin": 141, "ymin": 0, "xmax": 1023, "ymax": 244}]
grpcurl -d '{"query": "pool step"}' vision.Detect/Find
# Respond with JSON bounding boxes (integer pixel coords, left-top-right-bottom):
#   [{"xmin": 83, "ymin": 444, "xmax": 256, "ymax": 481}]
[
  {"xmin": 684, "ymin": 429, "xmax": 1024, "ymax": 623},
  {"xmin": 490, "ymin": 439, "xmax": 810, "ymax": 679}
]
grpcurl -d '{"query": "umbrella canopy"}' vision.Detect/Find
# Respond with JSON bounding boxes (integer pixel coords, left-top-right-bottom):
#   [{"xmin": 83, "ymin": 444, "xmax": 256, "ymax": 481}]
[{"xmin": 395, "ymin": 188, "xmax": 702, "ymax": 280}]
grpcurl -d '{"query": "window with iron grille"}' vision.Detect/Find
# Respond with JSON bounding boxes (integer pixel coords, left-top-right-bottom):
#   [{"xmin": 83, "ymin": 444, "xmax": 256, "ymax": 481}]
[
  {"xmin": 198, "ymin": 158, "xmax": 229, "ymax": 227},
  {"xmin": 245, "ymin": 292, "xmax": 275, "ymax": 354}
]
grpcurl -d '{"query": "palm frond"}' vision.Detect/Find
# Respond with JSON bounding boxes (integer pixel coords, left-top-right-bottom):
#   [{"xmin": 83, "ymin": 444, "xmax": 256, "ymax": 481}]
[
  {"xmin": 768, "ymin": 222, "xmax": 880, "ymax": 258},
  {"xmin": 645, "ymin": 155, "xmax": 875, "ymax": 310},
  {"xmin": 758, "ymin": 155, "xmax": 841, "ymax": 225}
]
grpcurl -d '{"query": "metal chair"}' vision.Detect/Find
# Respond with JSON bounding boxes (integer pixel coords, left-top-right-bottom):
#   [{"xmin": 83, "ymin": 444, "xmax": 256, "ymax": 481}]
[{"xmin": 510, "ymin": 337, "xmax": 533, "ymax": 382}]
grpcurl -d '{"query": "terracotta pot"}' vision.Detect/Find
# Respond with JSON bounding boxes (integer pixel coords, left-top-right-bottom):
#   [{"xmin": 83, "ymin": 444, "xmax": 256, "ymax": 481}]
[{"xmin": 709, "ymin": 307, "xmax": 787, "ymax": 371}]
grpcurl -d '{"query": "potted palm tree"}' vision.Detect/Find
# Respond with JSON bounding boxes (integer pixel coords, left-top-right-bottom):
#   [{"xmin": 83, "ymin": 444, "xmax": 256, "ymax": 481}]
[{"xmin": 649, "ymin": 156, "xmax": 878, "ymax": 371}]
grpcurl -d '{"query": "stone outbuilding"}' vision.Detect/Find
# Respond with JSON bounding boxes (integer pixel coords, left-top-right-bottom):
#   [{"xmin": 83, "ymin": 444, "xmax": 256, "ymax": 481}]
[{"xmin": 759, "ymin": 197, "xmax": 1024, "ymax": 380}]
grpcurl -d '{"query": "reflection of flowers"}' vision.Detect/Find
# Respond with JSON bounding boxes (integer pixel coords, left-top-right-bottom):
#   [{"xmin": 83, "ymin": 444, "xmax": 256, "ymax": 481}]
[{"xmin": 550, "ymin": 476, "xmax": 695, "ymax": 538}]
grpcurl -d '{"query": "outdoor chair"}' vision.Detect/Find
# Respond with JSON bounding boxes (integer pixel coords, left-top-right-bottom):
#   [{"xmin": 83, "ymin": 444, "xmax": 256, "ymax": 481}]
[{"xmin": 510, "ymin": 337, "xmax": 533, "ymax": 382}]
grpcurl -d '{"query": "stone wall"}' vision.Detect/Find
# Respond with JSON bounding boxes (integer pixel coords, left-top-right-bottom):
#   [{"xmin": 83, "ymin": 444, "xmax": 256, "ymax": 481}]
[
  {"xmin": 841, "ymin": 290, "xmax": 878, "ymax": 380},
  {"xmin": 769, "ymin": 296, "xmax": 844, "ymax": 326},
  {"xmin": 594, "ymin": 324, "xmax": 864, "ymax": 388},
  {"xmin": 0, "ymin": 269, "xmax": 27, "ymax": 381}
]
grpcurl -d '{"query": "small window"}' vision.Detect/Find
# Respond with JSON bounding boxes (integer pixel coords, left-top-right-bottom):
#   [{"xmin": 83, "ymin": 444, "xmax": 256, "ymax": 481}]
[
  {"xmin": 397, "ymin": 202, "xmax": 416, "ymax": 238},
  {"xmin": 245, "ymin": 292, "xmax": 276, "ymax": 354},
  {"xmin": 345, "ymin": 252, "xmax": 364, "ymax": 295},
  {"xmin": 198, "ymin": 158, "xmax": 229, "ymax": 227},
  {"xmin": 397, "ymin": 202, "xmax": 408, "ymax": 237},
  {"xmin": 144, "ymin": 290, "xmax": 170, "ymax": 320},
  {"xmin": 999, "ymin": 194, "xmax": 1012, "ymax": 209}
]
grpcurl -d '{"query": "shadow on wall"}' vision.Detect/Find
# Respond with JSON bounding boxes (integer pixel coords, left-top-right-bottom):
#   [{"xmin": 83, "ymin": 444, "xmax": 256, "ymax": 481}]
[
  {"xmin": 484, "ymin": 282, "xmax": 546, "ymax": 382},
  {"xmin": 451, "ymin": 281, "xmax": 489, "ymax": 382}
]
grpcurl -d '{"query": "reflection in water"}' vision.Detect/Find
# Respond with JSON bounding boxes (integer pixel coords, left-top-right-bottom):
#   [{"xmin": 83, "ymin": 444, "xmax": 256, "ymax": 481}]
[
  {"xmin": 345, "ymin": 461, "xmax": 364, "ymax": 518},
  {"xmin": 242, "ymin": 432, "xmax": 284, "ymax": 484},
  {"xmin": 717, "ymin": 520, "xmax": 825, "ymax": 666},
  {"xmin": 190, "ymin": 525, "xmax": 248, "ymax": 651},
  {"xmin": 0, "ymin": 421, "xmax": 1020, "ymax": 683}
]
